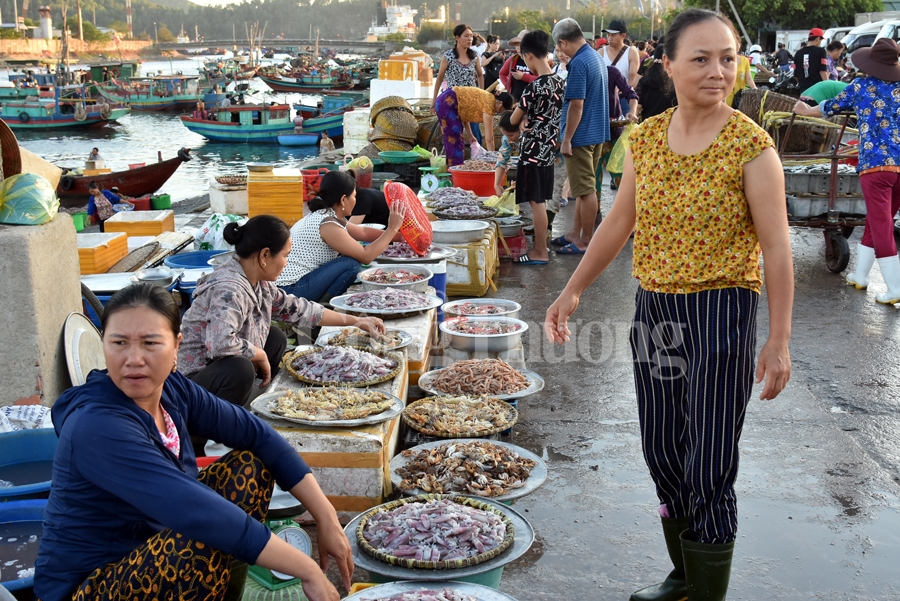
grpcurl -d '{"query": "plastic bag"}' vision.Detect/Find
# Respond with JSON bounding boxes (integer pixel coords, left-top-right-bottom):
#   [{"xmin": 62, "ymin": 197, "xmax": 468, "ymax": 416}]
[
  {"xmin": 411, "ymin": 145, "xmax": 432, "ymax": 159},
  {"xmin": 430, "ymin": 148, "xmax": 447, "ymax": 174},
  {"xmin": 0, "ymin": 173, "xmax": 60, "ymax": 225},
  {"xmin": 469, "ymin": 139, "xmax": 486, "ymax": 158},
  {"xmin": 194, "ymin": 213, "xmax": 246, "ymax": 251},
  {"xmin": 484, "ymin": 186, "xmax": 519, "ymax": 217},
  {"xmin": 607, "ymin": 122, "xmax": 636, "ymax": 177}
]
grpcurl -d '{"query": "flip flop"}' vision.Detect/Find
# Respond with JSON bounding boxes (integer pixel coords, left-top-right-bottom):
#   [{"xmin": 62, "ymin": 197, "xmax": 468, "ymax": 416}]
[
  {"xmin": 550, "ymin": 236, "xmax": 570, "ymax": 247},
  {"xmin": 514, "ymin": 254, "xmax": 548, "ymax": 266},
  {"xmin": 556, "ymin": 243, "xmax": 586, "ymax": 255}
]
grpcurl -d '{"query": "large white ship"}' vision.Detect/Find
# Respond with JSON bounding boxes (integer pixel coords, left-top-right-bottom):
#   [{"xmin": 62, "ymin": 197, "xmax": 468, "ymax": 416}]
[{"xmin": 365, "ymin": 2, "xmax": 418, "ymax": 41}]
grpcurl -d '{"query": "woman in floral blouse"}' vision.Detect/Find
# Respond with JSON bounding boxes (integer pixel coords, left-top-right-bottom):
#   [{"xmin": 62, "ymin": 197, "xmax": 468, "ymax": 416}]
[
  {"xmin": 795, "ymin": 38, "xmax": 900, "ymax": 304},
  {"xmin": 177, "ymin": 215, "xmax": 384, "ymax": 455},
  {"xmin": 546, "ymin": 10, "xmax": 793, "ymax": 601}
]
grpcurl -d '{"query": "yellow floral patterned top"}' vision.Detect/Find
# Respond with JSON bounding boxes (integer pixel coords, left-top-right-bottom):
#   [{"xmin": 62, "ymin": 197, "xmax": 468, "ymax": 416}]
[
  {"xmin": 630, "ymin": 108, "xmax": 773, "ymax": 294},
  {"xmin": 455, "ymin": 86, "xmax": 497, "ymax": 123}
]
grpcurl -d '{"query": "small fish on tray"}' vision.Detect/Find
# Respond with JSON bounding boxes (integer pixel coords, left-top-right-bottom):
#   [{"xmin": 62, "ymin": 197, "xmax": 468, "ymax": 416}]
[
  {"xmin": 289, "ymin": 346, "xmax": 399, "ymax": 384},
  {"xmin": 362, "ymin": 589, "xmax": 479, "ymax": 601},
  {"xmin": 424, "ymin": 187, "xmax": 478, "ymax": 202},
  {"xmin": 344, "ymin": 289, "xmax": 433, "ymax": 311},
  {"xmin": 451, "ymin": 303, "xmax": 506, "ymax": 315},
  {"xmin": 361, "ymin": 498, "xmax": 507, "ymax": 563},
  {"xmin": 381, "ymin": 242, "xmax": 433, "ymax": 259},
  {"xmin": 362, "ymin": 268, "xmax": 428, "ymax": 285},
  {"xmin": 429, "ymin": 196, "xmax": 483, "ymax": 211},
  {"xmin": 271, "ymin": 387, "xmax": 394, "ymax": 421},
  {"xmin": 428, "ymin": 359, "xmax": 529, "ymax": 396},
  {"xmin": 324, "ymin": 326, "xmax": 404, "ymax": 350},
  {"xmin": 434, "ymin": 205, "xmax": 498, "ymax": 219},
  {"xmin": 402, "ymin": 395, "xmax": 517, "ymax": 437},
  {"xmin": 443, "ymin": 319, "xmax": 522, "ymax": 335},
  {"xmin": 396, "ymin": 440, "xmax": 536, "ymax": 497}
]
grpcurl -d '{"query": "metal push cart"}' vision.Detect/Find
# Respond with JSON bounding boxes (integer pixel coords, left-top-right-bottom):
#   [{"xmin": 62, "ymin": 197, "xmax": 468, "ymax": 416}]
[{"xmin": 778, "ymin": 112, "xmax": 864, "ymax": 273}]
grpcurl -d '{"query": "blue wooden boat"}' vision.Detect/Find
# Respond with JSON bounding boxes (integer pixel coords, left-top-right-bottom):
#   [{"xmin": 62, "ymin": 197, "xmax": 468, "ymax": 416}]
[
  {"xmin": 297, "ymin": 94, "xmax": 368, "ymax": 139},
  {"xmin": 180, "ymin": 104, "xmax": 294, "ymax": 143},
  {"xmin": 277, "ymin": 133, "xmax": 320, "ymax": 146},
  {"xmin": 0, "ymin": 85, "xmax": 130, "ymax": 130},
  {"xmin": 293, "ymin": 91, "xmax": 368, "ymax": 119},
  {"xmin": 96, "ymin": 76, "xmax": 201, "ymax": 112}
]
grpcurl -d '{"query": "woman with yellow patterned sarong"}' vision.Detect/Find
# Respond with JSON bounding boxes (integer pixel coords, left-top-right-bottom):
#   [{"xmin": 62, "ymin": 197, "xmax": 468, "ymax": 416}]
[{"xmin": 435, "ymin": 86, "xmax": 513, "ymax": 166}]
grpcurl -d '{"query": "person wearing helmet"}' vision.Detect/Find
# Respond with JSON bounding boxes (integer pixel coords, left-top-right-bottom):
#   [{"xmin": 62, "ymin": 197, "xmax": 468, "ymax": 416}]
[{"xmin": 747, "ymin": 44, "xmax": 774, "ymax": 78}]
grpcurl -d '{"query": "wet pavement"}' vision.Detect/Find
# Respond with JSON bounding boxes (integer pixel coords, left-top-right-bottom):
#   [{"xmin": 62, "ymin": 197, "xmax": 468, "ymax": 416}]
[{"xmin": 476, "ymin": 188, "xmax": 900, "ymax": 600}]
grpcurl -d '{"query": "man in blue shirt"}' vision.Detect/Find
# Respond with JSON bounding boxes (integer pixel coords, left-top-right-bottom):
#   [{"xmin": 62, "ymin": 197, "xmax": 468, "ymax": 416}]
[{"xmin": 552, "ymin": 18, "xmax": 610, "ymax": 254}]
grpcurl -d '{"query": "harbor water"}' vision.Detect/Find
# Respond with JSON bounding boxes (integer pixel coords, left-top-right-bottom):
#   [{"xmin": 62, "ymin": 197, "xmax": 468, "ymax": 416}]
[{"xmin": 4, "ymin": 58, "xmax": 324, "ymax": 203}]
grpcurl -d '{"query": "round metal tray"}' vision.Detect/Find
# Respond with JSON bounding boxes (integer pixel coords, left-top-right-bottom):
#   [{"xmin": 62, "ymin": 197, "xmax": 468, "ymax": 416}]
[
  {"xmin": 249, "ymin": 390, "xmax": 404, "ymax": 428},
  {"xmin": 345, "ymin": 497, "xmax": 534, "ymax": 581},
  {"xmin": 329, "ymin": 292, "xmax": 444, "ymax": 317},
  {"xmin": 417, "ymin": 368, "xmax": 545, "ymax": 401},
  {"xmin": 376, "ymin": 245, "xmax": 458, "ymax": 263},
  {"xmin": 390, "ymin": 439, "xmax": 547, "ymax": 502},
  {"xmin": 315, "ymin": 328, "xmax": 414, "ymax": 351},
  {"xmin": 441, "ymin": 299, "xmax": 521, "ymax": 320},
  {"xmin": 439, "ymin": 317, "xmax": 529, "ymax": 353},
  {"xmin": 344, "ymin": 581, "xmax": 521, "ymax": 601}
]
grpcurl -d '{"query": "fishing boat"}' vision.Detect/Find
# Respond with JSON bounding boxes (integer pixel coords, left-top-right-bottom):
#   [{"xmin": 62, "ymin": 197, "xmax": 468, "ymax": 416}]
[
  {"xmin": 0, "ymin": 81, "xmax": 41, "ymax": 102},
  {"xmin": 277, "ymin": 132, "xmax": 320, "ymax": 146},
  {"xmin": 259, "ymin": 72, "xmax": 353, "ymax": 93},
  {"xmin": 294, "ymin": 90, "xmax": 368, "ymax": 119},
  {"xmin": 0, "ymin": 85, "xmax": 130, "ymax": 130},
  {"xmin": 180, "ymin": 104, "xmax": 294, "ymax": 143},
  {"xmin": 96, "ymin": 76, "xmax": 201, "ymax": 111},
  {"xmin": 57, "ymin": 148, "xmax": 191, "ymax": 208},
  {"xmin": 297, "ymin": 94, "xmax": 369, "ymax": 139}
]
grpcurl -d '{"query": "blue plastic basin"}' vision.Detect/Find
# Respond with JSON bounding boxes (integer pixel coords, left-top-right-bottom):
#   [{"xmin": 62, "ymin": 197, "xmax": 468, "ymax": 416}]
[
  {"xmin": 164, "ymin": 250, "xmax": 223, "ymax": 269},
  {"xmin": 0, "ymin": 429, "xmax": 58, "ymax": 502},
  {"xmin": 0, "ymin": 499, "xmax": 47, "ymax": 591}
]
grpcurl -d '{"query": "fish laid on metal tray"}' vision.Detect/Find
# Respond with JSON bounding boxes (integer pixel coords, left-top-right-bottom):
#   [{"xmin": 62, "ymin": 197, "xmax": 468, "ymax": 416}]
[
  {"xmin": 362, "ymin": 268, "xmax": 428, "ymax": 284},
  {"xmin": 404, "ymin": 396, "xmax": 516, "ymax": 436},
  {"xmin": 444, "ymin": 319, "xmax": 521, "ymax": 335},
  {"xmin": 397, "ymin": 440, "xmax": 536, "ymax": 497},
  {"xmin": 291, "ymin": 346, "xmax": 398, "ymax": 383},
  {"xmin": 362, "ymin": 589, "xmax": 479, "ymax": 601},
  {"xmin": 271, "ymin": 387, "xmax": 394, "ymax": 421},
  {"xmin": 362, "ymin": 499, "xmax": 506, "ymax": 561},
  {"xmin": 328, "ymin": 327, "xmax": 403, "ymax": 350},
  {"xmin": 430, "ymin": 359, "xmax": 528, "ymax": 396},
  {"xmin": 345, "ymin": 289, "xmax": 432, "ymax": 311},
  {"xmin": 429, "ymin": 197, "xmax": 482, "ymax": 211},
  {"xmin": 381, "ymin": 242, "xmax": 434, "ymax": 259},
  {"xmin": 436, "ymin": 205, "xmax": 494, "ymax": 218},
  {"xmin": 424, "ymin": 187, "xmax": 478, "ymax": 203},
  {"xmin": 453, "ymin": 303, "xmax": 505, "ymax": 315}
]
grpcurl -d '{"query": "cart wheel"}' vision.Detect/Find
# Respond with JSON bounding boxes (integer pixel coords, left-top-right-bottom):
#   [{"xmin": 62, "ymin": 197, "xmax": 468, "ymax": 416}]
[
  {"xmin": 825, "ymin": 232, "xmax": 850, "ymax": 273},
  {"xmin": 841, "ymin": 226, "xmax": 855, "ymax": 239}
]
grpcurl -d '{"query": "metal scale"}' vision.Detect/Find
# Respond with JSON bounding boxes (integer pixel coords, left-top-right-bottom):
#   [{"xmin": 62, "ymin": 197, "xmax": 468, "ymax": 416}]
[{"xmin": 246, "ymin": 489, "xmax": 310, "ymax": 593}]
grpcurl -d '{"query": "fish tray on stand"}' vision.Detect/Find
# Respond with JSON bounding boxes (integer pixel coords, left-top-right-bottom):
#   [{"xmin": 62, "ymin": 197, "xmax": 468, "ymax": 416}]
[
  {"xmin": 344, "ymin": 495, "xmax": 534, "ymax": 589},
  {"xmin": 779, "ymin": 112, "xmax": 865, "ymax": 274}
]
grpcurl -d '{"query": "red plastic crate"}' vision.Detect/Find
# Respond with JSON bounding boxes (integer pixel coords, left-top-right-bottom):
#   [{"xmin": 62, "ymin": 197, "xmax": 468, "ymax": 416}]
[{"xmin": 498, "ymin": 231, "xmax": 528, "ymax": 260}]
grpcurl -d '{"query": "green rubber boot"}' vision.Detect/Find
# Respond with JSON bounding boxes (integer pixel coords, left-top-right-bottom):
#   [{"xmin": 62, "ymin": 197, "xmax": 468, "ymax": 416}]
[
  {"xmin": 680, "ymin": 531, "xmax": 734, "ymax": 601},
  {"xmin": 630, "ymin": 517, "xmax": 690, "ymax": 601}
]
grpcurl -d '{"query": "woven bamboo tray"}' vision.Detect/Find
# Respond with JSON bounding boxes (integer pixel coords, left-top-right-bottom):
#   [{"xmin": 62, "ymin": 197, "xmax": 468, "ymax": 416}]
[
  {"xmin": 283, "ymin": 346, "xmax": 403, "ymax": 387},
  {"xmin": 433, "ymin": 206, "xmax": 498, "ymax": 221},
  {"xmin": 401, "ymin": 395, "xmax": 518, "ymax": 438},
  {"xmin": 356, "ymin": 494, "xmax": 515, "ymax": 569}
]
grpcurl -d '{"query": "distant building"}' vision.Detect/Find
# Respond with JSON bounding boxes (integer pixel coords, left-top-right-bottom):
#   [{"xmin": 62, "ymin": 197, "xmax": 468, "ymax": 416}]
[{"xmin": 366, "ymin": 2, "xmax": 417, "ymax": 41}]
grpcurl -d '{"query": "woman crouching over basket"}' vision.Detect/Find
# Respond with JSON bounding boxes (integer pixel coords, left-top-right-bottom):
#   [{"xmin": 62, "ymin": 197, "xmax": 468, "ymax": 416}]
[
  {"xmin": 277, "ymin": 170, "xmax": 406, "ymax": 303},
  {"xmin": 178, "ymin": 215, "xmax": 385, "ymax": 455},
  {"xmin": 545, "ymin": 9, "xmax": 793, "ymax": 601},
  {"xmin": 34, "ymin": 283, "xmax": 351, "ymax": 601}
]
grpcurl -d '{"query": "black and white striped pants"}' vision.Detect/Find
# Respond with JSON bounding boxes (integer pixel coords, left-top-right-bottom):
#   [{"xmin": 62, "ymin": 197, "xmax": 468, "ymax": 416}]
[{"xmin": 630, "ymin": 286, "xmax": 759, "ymax": 544}]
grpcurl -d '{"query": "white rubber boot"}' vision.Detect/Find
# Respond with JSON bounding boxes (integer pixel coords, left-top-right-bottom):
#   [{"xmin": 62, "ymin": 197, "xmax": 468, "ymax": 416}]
[
  {"xmin": 846, "ymin": 244, "xmax": 875, "ymax": 289},
  {"xmin": 876, "ymin": 255, "xmax": 900, "ymax": 304}
]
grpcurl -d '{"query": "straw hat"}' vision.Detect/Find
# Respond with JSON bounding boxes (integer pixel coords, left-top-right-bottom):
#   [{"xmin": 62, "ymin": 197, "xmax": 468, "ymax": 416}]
[
  {"xmin": 0, "ymin": 118, "xmax": 62, "ymax": 187},
  {"xmin": 509, "ymin": 30, "xmax": 529, "ymax": 46},
  {"xmin": 851, "ymin": 38, "xmax": 900, "ymax": 82}
]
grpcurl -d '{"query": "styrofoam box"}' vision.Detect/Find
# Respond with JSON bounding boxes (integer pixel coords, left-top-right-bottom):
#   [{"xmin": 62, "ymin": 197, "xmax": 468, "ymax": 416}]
[
  {"xmin": 209, "ymin": 181, "xmax": 249, "ymax": 215},
  {"xmin": 370, "ymin": 79, "xmax": 426, "ymax": 105}
]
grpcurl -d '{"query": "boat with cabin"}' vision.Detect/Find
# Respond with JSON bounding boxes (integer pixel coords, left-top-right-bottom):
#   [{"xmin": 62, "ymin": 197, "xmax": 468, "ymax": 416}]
[
  {"xmin": 294, "ymin": 92, "xmax": 368, "ymax": 139},
  {"xmin": 180, "ymin": 103, "xmax": 294, "ymax": 143},
  {"xmin": 259, "ymin": 70, "xmax": 354, "ymax": 93},
  {"xmin": 96, "ymin": 76, "xmax": 201, "ymax": 111},
  {"xmin": 0, "ymin": 84, "xmax": 130, "ymax": 130}
]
